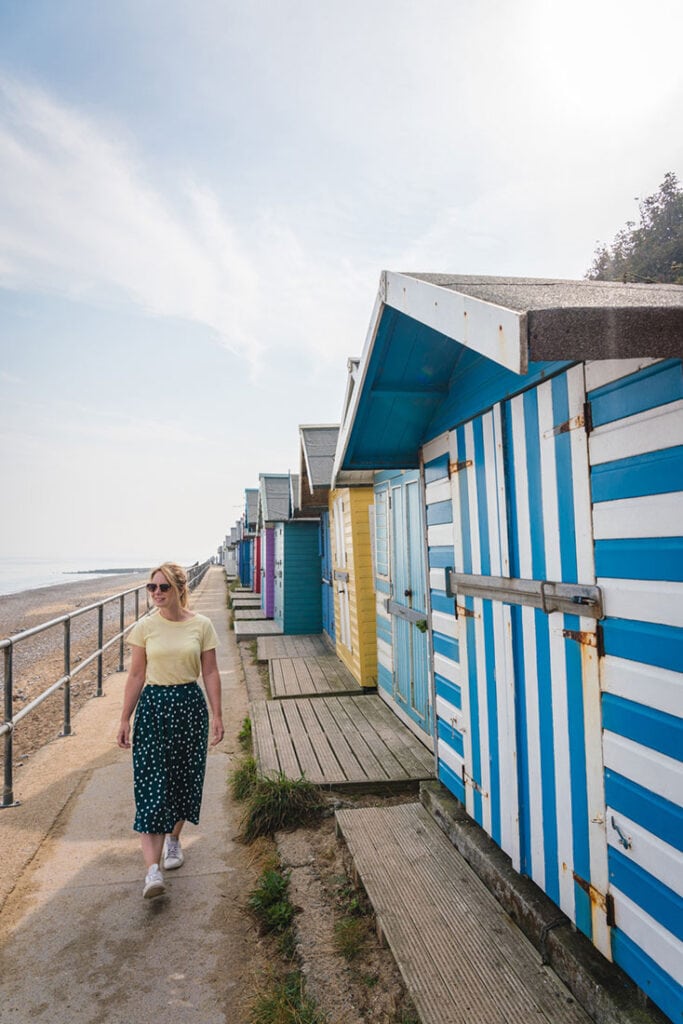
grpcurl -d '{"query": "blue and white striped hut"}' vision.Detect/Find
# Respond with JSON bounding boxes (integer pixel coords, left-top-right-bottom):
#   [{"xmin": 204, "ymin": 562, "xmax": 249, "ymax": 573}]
[{"xmin": 334, "ymin": 272, "xmax": 683, "ymax": 1022}]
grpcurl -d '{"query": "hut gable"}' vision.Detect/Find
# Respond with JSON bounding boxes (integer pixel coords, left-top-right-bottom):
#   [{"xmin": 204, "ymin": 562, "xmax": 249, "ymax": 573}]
[{"xmin": 296, "ymin": 424, "xmax": 339, "ymax": 516}]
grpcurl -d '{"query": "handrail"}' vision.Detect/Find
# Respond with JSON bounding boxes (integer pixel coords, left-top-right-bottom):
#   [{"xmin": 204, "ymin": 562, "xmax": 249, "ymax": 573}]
[{"xmin": 1, "ymin": 557, "xmax": 213, "ymax": 808}]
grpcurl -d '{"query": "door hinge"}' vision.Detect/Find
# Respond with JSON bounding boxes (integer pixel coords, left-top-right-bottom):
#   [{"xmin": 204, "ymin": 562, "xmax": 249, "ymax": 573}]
[
  {"xmin": 572, "ymin": 870, "xmax": 614, "ymax": 925},
  {"xmin": 545, "ymin": 413, "xmax": 586, "ymax": 437},
  {"xmin": 454, "ymin": 602, "xmax": 478, "ymax": 620},
  {"xmin": 449, "ymin": 459, "xmax": 472, "ymax": 477},
  {"xmin": 462, "ymin": 766, "xmax": 488, "ymax": 797},
  {"xmin": 562, "ymin": 629, "xmax": 598, "ymax": 647}
]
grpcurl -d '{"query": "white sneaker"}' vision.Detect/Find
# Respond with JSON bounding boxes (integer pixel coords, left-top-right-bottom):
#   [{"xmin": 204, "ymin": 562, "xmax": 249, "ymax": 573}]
[
  {"xmin": 163, "ymin": 835, "xmax": 184, "ymax": 870},
  {"xmin": 143, "ymin": 863, "xmax": 165, "ymax": 899}
]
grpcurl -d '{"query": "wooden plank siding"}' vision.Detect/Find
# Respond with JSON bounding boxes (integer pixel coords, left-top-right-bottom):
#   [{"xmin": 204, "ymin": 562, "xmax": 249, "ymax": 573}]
[
  {"xmin": 329, "ymin": 486, "xmax": 378, "ymax": 687},
  {"xmin": 269, "ymin": 655, "xmax": 363, "ymax": 699}
]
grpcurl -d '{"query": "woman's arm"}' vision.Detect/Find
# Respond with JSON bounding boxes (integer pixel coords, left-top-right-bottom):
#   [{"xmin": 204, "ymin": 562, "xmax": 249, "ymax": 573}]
[
  {"xmin": 201, "ymin": 648, "xmax": 224, "ymax": 746},
  {"xmin": 116, "ymin": 645, "xmax": 147, "ymax": 748}
]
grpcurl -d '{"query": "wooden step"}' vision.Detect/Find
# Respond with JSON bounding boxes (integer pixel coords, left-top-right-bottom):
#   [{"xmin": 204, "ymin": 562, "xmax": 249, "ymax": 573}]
[{"xmin": 335, "ymin": 803, "xmax": 592, "ymax": 1024}]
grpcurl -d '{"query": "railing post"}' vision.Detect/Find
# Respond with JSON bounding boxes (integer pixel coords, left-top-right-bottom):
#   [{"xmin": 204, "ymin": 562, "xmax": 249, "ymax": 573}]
[
  {"xmin": 2, "ymin": 643, "xmax": 17, "ymax": 808},
  {"xmin": 62, "ymin": 619, "xmax": 71, "ymax": 737},
  {"xmin": 97, "ymin": 604, "xmax": 104, "ymax": 697},
  {"xmin": 135, "ymin": 588, "xmax": 139, "ymax": 622},
  {"xmin": 118, "ymin": 595, "xmax": 125, "ymax": 672}
]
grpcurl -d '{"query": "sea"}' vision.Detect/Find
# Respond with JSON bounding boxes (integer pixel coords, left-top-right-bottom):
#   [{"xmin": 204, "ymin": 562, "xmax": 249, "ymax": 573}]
[{"xmin": 0, "ymin": 556, "xmax": 151, "ymax": 598}]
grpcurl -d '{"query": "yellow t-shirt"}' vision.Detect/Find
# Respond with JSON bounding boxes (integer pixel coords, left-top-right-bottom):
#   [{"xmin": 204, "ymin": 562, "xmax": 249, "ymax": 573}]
[{"xmin": 127, "ymin": 611, "xmax": 218, "ymax": 686}]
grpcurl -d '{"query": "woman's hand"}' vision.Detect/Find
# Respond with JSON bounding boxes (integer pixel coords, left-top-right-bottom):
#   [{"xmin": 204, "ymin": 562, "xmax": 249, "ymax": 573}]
[
  {"xmin": 210, "ymin": 715, "xmax": 224, "ymax": 747},
  {"xmin": 117, "ymin": 720, "xmax": 131, "ymax": 749}
]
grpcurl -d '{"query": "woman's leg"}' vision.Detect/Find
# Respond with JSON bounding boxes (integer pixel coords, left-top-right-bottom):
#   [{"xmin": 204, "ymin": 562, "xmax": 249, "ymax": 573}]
[
  {"xmin": 169, "ymin": 820, "xmax": 185, "ymax": 840},
  {"xmin": 140, "ymin": 832, "xmax": 165, "ymax": 868}
]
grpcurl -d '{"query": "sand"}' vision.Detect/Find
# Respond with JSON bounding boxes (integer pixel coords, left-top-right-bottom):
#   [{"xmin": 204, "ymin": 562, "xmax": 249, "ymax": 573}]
[{"xmin": 0, "ymin": 572, "xmax": 149, "ymax": 763}]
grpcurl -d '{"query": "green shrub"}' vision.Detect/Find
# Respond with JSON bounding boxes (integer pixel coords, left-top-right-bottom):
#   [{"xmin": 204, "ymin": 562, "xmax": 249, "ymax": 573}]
[
  {"xmin": 249, "ymin": 971, "xmax": 325, "ymax": 1024},
  {"xmin": 248, "ymin": 868, "xmax": 294, "ymax": 935},
  {"xmin": 241, "ymin": 772, "xmax": 324, "ymax": 843},
  {"xmin": 230, "ymin": 756, "xmax": 258, "ymax": 801}
]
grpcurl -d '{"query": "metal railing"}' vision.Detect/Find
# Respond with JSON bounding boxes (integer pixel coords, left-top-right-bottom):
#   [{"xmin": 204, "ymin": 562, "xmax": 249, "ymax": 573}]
[{"xmin": 1, "ymin": 558, "xmax": 213, "ymax": 808}]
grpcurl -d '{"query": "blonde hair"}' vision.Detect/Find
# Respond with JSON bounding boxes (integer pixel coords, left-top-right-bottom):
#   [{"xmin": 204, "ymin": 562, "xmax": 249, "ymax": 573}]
[{"xmin": 150, "ymin": 562, "xmax": 189, "ymax": 608}]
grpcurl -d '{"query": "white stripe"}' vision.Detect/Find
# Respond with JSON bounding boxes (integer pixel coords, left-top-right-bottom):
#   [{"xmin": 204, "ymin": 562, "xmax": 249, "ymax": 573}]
[
  {"xmin": 483, "ymin": 410, "xmax": 503, "ymax": 576},
  {"xmin": 432, "ymin": 611, "xmax": 458, "ymax": 639},
  {"xmin": 448, "ymin": 429, "xmax": 465, "ymax": 574},
  {"xmin": 589, "ymin": 399, "xmax": 683, "ymax": 466},
  {"xmin": 429, "ymin": 567, "xmax": 449, "ymax": 592},
  {"xmin": 493, "ymin": 404, "xmax": 511, "ymax": 578},
  {"xmin": 433, "ymin": 652, "xmax": 462, "ymax": 686},
  {"xmin": 438, "ymin": 736, "xmax": 464, "ymax": 777},
  {"xmin": 607, "ymin": 808, "xmax": 683, "ymax": 898},
  {"xmin": 584, "ymin": 358, "xmax": 661, "ymax": 393},
  {"xmin": 611, "ymin": 885, "xmax": 683, "ymax": 986},
  {"xmin": 604, "ymin": 732, "xmax": 683, "ymax": 807},
  {"xmin": 602, "ymin": 655, "xmax": 683, "ymax": 718},
  {"xmin": 521, "ymin": 604, "xmax": 545, "ymax": 891},
  {"xmin": 377, "ymin": 638, "xmax": 392, "ymax": 670},
  {"xmin": 427, "ymin": 522, "xmax": 455, "ymax": 548},
  {"xmin": 422, "ymin": 430, "xmax": 449, "ymax": 463},
  {"xmin": 599, "ymin": 578, "xmax": 683, "ymax": 628},
  {"xmin": 425, "ymin": 477, "xmax": 452, "ymax": 506},
  {"xmin": 538, "ymin": 379, "xmax": 575, "ymax": 918},
  {"xmin": 593, "ymin": 493, "xmax": 683, "ymax": 539},
  {"xmin": 465, "ymin": 422, "xmax": 482, "ymax": 575},
  {"xmin": 436, "ymin": 694, "xmax": 466, "ymax": 732},
  {"xmin": 568, "ymin": 365, "xmax": 611, "ymax": 955},
  {"xmin": 474, "ymin": 595, "xmax": 492, "ymax": 834}
]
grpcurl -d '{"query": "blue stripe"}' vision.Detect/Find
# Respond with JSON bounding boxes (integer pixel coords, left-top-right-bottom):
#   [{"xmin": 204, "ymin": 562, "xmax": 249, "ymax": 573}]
[
  {"xmin": 376, "ymin": 615, "xmax": 392, "ymax": 644},
  {"xmin": 426, "ymin": 499, "xmax": 453, "ymax": 525},
  {"xmin": 377, "ymin": 663, "xmax": 392, "ymax": 695},
  {"xmin": 523, "ymin": 389, "xmax": 546, "ymax": 579},
  {"xmin": 437, "ymin": 718, "xmax": 465, "ymax": 758},
  {"xmin": 602, "ymin": 619, "xmax": 683, "ymax": 673},
  {"xmin": 438, "ymin": 760, "xmax": 466, "ymax": 805},
  {"xmin": 609, "ymin": 848, "xmax": 683, "ymax": 942},
  {"xmin": 432, "ymin": 631, "xmax": 459, "ymax": 661},
  {"xmin": 564, "ymin": 613, "xmax": 591, "ymax": 938},
  {"xmin": 588, "ymin": 359, "xmax": 683, "ymax": 428},
  {"xmin": 591, "ymin": 445, "xmax": 683, "ymax": 502},
  {"xmin": 430, "ymin": 589, "xmax": 456, "ymax": 616},
  {"xmin": 428, "ymin": 545, "xmax": 455, "ymax": 568},
  {"xmin": 603, "ymin": 693, "xmax": 683, "ymax": 761},
  {"xmin": 435, "ymin": 674, "xmax": 462, "ymax": 708},
  {"xmin": 595, "ymin": 537, "xmax": 683, "ymax": 581},
  {"xmin": 473, "ymin": 417, "xmax": 491, "ymax": 574},
  {"xmin": 375, "ymin": 578, "xmax": 391, "ymax": 594},
  {"xmin": 605, "ymin": 770, "xmax": 683, "ymax": 852},
  {"xmin": 612, "ymin": 927, "xmax": 683, "ymax": 1024},
  {"xmin": 552, "ymin": 375, "xmax": 579, "ymax": 584},
  {"xmin": 536, "ymin": 611, "xmax": 559, "ymax": 903},
  {"xmin": 424, "ymin": 452, "xmax": 450, "ymax": 483}
]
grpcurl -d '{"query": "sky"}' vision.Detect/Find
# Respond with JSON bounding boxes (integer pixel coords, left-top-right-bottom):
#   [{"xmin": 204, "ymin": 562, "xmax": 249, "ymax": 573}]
[{"xmin": 0, "ymin": 0, "xmax": 681, "ymax": 566}]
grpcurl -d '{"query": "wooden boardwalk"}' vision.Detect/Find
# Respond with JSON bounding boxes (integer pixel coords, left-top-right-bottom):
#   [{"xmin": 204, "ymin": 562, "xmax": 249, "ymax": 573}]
[
  {"xmin": 270, "ymin": 655, "xmax": 363, "ymax": 699},
  {"xmin": 257, "ymin": 633, "xmax": 330, "ymax": 661},
  {"xmin": 234, "ymin": 620, "xmax": 283, "ymax": 642},
  {"xmin": 234, "ymin": 608, "xmax": 267, "ymax": 620},
  {"xmin": 251, "ymin": 694, "xmax": 434, "ymax": 789},
  {"xmin": 232, "ymin": 596, "xmax": 262, "ymax": 609},
  {"xmin": 336, "ymin": 803, "xmax": 592, "ymax": 1024}
]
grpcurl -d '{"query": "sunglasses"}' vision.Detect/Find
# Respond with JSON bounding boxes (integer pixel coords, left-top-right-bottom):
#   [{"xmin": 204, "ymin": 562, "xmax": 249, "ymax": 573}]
[{"xmin": 146, "ymin": 582, "xmax": 172, "ymax": 593}]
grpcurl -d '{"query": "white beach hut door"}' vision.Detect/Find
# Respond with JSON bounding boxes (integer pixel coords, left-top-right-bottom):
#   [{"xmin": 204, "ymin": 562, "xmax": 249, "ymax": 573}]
[
  {"xmin": 389, "ymin": 475, "xmax": 431, "ymax": 735},
  {"xmin": 450, "ymin": 365, "xmax": 610, "ymax": 956},
  {"xmin": 273, "ymin": 524, "xmax": 284, "ymax": 624},
  {"xmin": 333, "ymin": 493, "xmax": 352, "ymax": 650}
]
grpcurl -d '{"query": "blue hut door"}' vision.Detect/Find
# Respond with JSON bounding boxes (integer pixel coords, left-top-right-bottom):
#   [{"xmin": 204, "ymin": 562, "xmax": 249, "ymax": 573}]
[
  {"xmin": 389, "ymin": 474, "xmax": 431, "ymax": 735},
  {"xmin": 450, "ymin": 365, "xmax": 610, "ymax": 956}
]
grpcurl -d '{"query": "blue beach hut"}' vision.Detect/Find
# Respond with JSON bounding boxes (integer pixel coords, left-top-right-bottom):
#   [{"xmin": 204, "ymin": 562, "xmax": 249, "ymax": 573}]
[{"xmin": 334, "ymin": 271, "xmax": 683, "ymax": 1022}]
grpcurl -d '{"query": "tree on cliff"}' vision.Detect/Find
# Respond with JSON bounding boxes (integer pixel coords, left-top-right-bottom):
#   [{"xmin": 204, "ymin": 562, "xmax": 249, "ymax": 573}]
[{"xmin": 586, "ymin": 172, "xmax": 683, "ymax": 284}]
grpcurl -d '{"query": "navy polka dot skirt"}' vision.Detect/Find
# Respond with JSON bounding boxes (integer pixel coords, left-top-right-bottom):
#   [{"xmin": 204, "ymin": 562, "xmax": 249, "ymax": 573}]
[{"xmin": 132, "ymin": 682, "xmax": 209, "ymax": 834}]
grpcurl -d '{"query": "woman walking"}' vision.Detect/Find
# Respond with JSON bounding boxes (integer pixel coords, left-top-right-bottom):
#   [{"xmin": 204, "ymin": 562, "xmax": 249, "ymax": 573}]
[{"xmin": 116, "ymin": 562, "xmax": 224, "ymax": 898}]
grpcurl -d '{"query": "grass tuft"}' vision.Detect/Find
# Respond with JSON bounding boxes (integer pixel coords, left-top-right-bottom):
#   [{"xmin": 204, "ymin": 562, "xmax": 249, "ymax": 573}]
[
  {"xmin": 230, "ymin": 755, "xmax": 258, "ymax": 801},
  {"xmin": 249, "ymin": 971, "xmax": 325, "ymax": 1024},
  {"xmin": 238, "ymin": 716, "xmax": 252, "ymax": 751},
  {"xmin": 248, "ymin": 867, "xmax": 294, "ymax": 935},
  {"xmin": 333, "ymin": 917, "xmax": 368, "ymax": 961},
  {"xmin": 241, "ymin": 772, "xmax": 324, "ymax": 843}
]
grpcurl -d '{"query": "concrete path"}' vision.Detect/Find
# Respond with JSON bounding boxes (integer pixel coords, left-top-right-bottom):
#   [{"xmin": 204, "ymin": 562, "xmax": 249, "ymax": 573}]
[{"xmin": 0, "ymin": 568, "xmax": 264, "ymax": 1024}]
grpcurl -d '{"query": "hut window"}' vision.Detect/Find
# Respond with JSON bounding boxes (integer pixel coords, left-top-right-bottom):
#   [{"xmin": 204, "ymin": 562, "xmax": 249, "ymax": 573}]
[{"xmin": 374, "ymin": 486, "xmax": 390, "ymax": 579}]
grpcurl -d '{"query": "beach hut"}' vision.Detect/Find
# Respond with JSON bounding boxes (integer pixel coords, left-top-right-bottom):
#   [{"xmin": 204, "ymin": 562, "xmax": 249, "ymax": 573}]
[
  {"xmin": 333, "ymin": 271, "xmax": 683, "ymax": 1022},
  {"xmin": 298, "ymin": 424, "xmax": 339, "ymax": 643},
  {"xmin": 273, "ymin": 517, "xmax": 322, "ymax": 635},
  {"xmin": 257, "ymin": 473, "xmax": 291, "ymax": 618}
]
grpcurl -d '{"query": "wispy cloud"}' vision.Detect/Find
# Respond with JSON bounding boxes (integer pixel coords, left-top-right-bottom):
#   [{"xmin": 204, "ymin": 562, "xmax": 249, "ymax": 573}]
[{"xmin": 0, "ymin": 75, "xmax": 368, "ymax": 379}]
